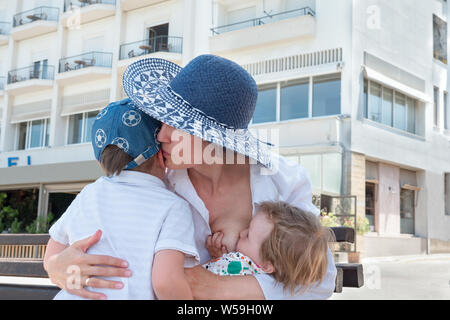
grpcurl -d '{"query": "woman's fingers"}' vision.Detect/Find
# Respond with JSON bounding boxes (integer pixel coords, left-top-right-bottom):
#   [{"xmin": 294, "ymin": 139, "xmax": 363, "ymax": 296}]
[
  {"xmin": 83, "ymin": 276, "xmax": 124, "ymax": 290},
  {"xmin": 83, "ymin": 265, "xmax": 132, "ymax": 278},
  {"xmin": 212, "ymin": 232, "xmax": 223, "ymax": 249},
  {"xmin": 206, "ymin": 235, "xmax": 213, "ymax": 250},
  {"xmin": 72, "ymin": 230, "xmax": 102, "ymax": 253},
  {"xmin": 82, "ymin": 254, "xmax": 129, "ymax": 269},
  {"xmin": 67, "ymin": 288, "xmax": 106, "ymax": 300}
]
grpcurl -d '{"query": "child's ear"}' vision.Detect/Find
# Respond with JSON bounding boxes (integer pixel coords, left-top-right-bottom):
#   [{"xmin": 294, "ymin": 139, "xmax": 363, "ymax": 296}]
[{"xmin": 261, "ymin": 261, "xmax": 274, "ymax": 274}]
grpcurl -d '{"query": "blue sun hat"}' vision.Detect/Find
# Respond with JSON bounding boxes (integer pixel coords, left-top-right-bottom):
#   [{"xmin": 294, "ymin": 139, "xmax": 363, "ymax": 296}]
[
  {"xmin": 92, "ymin": 98, "xmax": 162, "ymax": 170},
  {"xmin": 122, "ymin": 54, "xmax": 274, "ymax": 169}
]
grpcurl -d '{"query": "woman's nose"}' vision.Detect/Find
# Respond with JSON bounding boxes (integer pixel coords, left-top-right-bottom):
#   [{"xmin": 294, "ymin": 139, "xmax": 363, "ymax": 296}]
[{"xmin": 157, "ymin": 123, "xmax": 173, "ymax": 143}]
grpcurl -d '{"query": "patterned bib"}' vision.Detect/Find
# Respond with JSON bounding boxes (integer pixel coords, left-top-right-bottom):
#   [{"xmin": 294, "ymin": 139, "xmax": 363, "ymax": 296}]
[{"xmin": 202, "ymin": 252, "xmax": 265, "ymax": 276}]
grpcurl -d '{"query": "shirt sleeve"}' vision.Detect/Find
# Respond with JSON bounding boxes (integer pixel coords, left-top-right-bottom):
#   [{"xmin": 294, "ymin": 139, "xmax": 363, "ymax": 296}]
[
  {"xmin": 48, "ymin": 193, "xmax": 82, "ymax": 245},
  {"xmin": 254, "ymin": 248, "xmax": 337, "ymax": 300},
  {"xmin": 154, "ymin": 199, "xmax": 200, "ymax": 267}
]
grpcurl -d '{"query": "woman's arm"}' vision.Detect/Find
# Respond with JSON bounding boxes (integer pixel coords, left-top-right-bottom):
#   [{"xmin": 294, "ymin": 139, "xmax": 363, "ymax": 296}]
[
  {"xmin": 44, "ymin": 230, "xmax": 132, "ymax": 300},
  {"xmin": 185, "ymin": 265, "xmax": 265, "ymax": 300},
  {"xmin": 152, "ymin": 250, "xmax": 193, "ymax": 300}
]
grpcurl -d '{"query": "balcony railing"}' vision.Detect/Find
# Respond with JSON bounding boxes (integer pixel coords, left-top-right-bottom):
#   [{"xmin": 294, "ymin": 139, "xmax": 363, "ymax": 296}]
[
  {"xmin": 64, "ymin": 0, "xmax": 116, "ymax": 11},
  {"xmin": 119, "ymin": 36, "xmax": 183, "ymax": 60},
  {"xmin": 0, "ymin": 77, "xmax": 5, "ymax": 90},
  {"xmin": 211, "ymin": 7, "xmax": 315, "ymax": 35},
  {"xmin": 59, "ymin": 52, "xmax": 113, "ymax": 73},
  {"xmin": 7, "ymin": 65, "xmax": 55, "ymax": 84},
  {"xmin": 13, "ymin": 6, "xmax": 59, "ymax": 27},
  {"xmin": 0, "ymin": 22, "xmax": 11, "ymax": 35}
]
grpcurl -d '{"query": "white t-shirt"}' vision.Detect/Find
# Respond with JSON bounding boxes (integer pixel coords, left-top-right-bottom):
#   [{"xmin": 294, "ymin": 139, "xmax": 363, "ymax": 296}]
[
  {"xmin": 164, "ymin": 155, "xmax": 337, "ymax": 300},
  {"xmin": 49, "ymin": 170, "xmax": 199, "ymax": 300}
]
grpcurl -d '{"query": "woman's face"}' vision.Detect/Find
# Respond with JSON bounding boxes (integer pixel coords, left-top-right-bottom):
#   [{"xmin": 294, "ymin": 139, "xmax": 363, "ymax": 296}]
[{"xmin": 157, "ymin": 123, "xmax": 206, "ymax": 170}]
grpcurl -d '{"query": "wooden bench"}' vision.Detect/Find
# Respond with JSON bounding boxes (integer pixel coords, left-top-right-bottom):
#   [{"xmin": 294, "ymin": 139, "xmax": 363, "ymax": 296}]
[{"xmin": 0, "ymin": 229, "xmax": 364, "ymax": 299}]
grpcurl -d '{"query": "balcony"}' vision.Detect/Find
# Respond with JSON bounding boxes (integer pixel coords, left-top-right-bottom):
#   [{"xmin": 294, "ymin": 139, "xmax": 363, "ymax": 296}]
[
  {"xmin": 209, "ymin": 7, "xmax": 316, "ymax": 54},
  {"xmin": 11, "ymin": 7, "xmax": 59, "ymax": 41},
  {"xmin": 56, "ymin": 51, "xmax": 113, "ymax": 85},
  {"xmin": 117, "ymin": 36, "xmax": 182, "ymax": 72},
  {"xmin": 61, "ymin": 0, "xmax": 116, "ymax": 27},
  {"xmin": 0, "ymin": 22, "xmax": 11, "ymax": 45},
  {"xmin": 121, "ymin": 0, "xmax": 168, "ymax": 11},
  {"xmin": 6, "ymin": 65, "xmax": 55, "ymax": 95}
]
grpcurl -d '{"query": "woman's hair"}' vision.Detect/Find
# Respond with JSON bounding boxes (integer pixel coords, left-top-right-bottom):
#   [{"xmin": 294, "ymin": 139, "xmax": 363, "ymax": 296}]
[{"xmin": 257, "ymin": 201, "xmax": 335, "ymax": 295}]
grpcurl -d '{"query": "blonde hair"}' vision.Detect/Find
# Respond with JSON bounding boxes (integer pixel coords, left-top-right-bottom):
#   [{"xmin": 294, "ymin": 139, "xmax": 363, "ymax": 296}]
[{"xmin": 257, "ymin": 201, "xmax": 335, "ymax": 295}]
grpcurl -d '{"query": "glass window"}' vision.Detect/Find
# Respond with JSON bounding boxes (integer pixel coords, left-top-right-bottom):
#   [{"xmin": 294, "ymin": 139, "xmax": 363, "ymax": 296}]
[
  {"xmin": 445, "ymin": 173, "xmax": 450, "ymax": 216},
  {"xmin": 45, "ymin": 119, "xmax": 50, "ymax": 147},
  {"xmin": 83, "ymin": 111, "xmax": 97, "ymax": 143},
  {"xmin": 280, "ymin": 79, "xmax": 309, "ymax": 121},
  {"xmin": 322, "ymin": 153, "xmax": 342, "ymax": 195},
  {"xmin": 18, "ymin": 122, "xmax": 27, "ymax": 150},
  {"xmin": 382, "ymin": 87, "xmax": 393, "ymax": 126},
  {"xmin": 363, "ymin": 79, "xmax": 368, "ymax": 118},
  {"xmin": 299, "ymin": 154, "xmax": 321, "ymax": 192},
  {"xmin": 434, "ymin": 86, "xmax": 439, "ymax": 127},
  {"xmin": 444, "ymin": 91, "xmax": 449, "ymax": 130},
  {"xmin": 433, "ymin": 15, "xmax": 448, "ymax": 64},
  {"xmin": 365, "ymin": 183, "xmax": 376, "ymax": 232},
  {"xmin": 406, "ymin": 97, "xmax": 416, "ymax": 134},
  {"xmin": 368, "ymin": 81, "xmax": 382, "ymax": 122},
  {"xmin": 312, "ymin": 74, "xmax": 341, "ymax": 117},
  {"xmin": 68, "ymin": 113, "xmax": 83, "ymax": 144},
  {"xmin": 29, "ymin": 119, "xmax": 44, "ymax": 148},
  {"xmin": 400, "ymin": 189, "xmax": 415, "ymax": 234},
  {"xmin": 394, "ymin": 92, "xmax": 406, "ymax": 131},
  {"xmin": 253, "ymin": 84, "xmax": 277, "ymax": 124}
]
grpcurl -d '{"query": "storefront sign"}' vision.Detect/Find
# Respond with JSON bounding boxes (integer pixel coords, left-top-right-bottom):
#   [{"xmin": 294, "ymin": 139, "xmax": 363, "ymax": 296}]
[{"xmin": 7, "ymin": 156, "xmax": 31, "ymax": 167}]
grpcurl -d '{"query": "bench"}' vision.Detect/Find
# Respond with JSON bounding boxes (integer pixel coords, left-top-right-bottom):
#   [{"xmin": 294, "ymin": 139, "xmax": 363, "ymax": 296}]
[
  {"xmin": 0, "ymin": 229, "xmax": 363, "ymax": 299},
  {"xmin": 330, "ymin": 227, "xmax": 364, "ymax": 293}
]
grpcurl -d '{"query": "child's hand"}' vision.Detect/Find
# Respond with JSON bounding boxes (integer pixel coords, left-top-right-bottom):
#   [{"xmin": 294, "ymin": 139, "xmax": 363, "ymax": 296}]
[{"xmin": 206, "ymin": 232, "xmax": 228, "ymax": 259}]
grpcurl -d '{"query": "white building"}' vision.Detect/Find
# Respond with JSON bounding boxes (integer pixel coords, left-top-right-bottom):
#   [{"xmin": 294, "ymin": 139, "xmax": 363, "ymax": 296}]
[{"xmin": 0, "ymin": 0, "xmax": 449, "ymax": 257}]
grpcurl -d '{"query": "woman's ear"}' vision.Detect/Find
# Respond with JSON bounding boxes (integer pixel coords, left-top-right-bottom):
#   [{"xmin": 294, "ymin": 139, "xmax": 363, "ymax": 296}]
[{"xmin": 261, "ymin": 261, "xmax": 274, "ymax": 274}]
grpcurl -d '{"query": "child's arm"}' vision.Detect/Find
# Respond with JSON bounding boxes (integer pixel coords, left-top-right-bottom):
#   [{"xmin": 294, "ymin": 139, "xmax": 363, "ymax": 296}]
[{"xmin": 152, "ymin": 250, "xmax": 193, "ymax": 300}]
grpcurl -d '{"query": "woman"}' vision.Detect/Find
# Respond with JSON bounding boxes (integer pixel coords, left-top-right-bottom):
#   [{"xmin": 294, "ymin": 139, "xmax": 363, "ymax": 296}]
[{"xmin": 44, "ymin": 55, "xmax": 337, "ymax": 299}]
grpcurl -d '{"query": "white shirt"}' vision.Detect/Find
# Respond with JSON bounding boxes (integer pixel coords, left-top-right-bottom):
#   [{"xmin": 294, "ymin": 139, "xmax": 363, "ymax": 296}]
[
  {"xmin": 49, "ymin": 170, "xmax": 199, "ymax": 300},
  {"xmin": 165, "ymin": 155, "xmax": 337, "ymax": 300}
]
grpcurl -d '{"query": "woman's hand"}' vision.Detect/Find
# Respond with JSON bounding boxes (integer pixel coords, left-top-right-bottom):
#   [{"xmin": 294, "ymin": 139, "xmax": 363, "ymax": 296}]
[
  {"xmin": 46, "ymin": 230, "xmax": 132, "ymax": 300},
  {"xmin": 205, "ymin": 232, "xmax": 228, "ymax": 259}
]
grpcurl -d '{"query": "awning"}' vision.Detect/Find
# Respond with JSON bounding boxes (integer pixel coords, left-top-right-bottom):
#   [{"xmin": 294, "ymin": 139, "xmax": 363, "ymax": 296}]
[
  {"xmin": 362, "ymin": 65, "xmax": 432, "ymax": 103},
  {"xmin": 10, "ymin": 100, "xmax": 52, "ymax": 124}
]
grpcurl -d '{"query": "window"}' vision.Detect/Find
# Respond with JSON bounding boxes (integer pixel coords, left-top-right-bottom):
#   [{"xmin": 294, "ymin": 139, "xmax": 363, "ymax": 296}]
[
  {"xmin": 365, "ymin": 183, "xmax": 376, "ymax": 232},
  {"xmin": 313, "ymin": 74, "xmax": 341, "ymax": 117},
  {"xmin": 67, "ymin": 111, "xmax": 98, "ymax": 144},
  {"xmin": 433, "ymin": 15, "xmax": 447, "ymax": 64},
  {"xmin": 434, "ymin": 86, "xmax": 440, "ymax": 127},
  {"xmin": 253, "ymin": 84, "xmax": 277, "ymax": 124},
  {"xmin": 17, "ymin": 119, "xmax": 50, "ymax": 150},
  {"xmin": 364, "ymin": 79, "xmax": 419, "ymax": 135},
  {"xmin": 280, "ymin": 78, "xmax": 309, "ymax": 121},
  {"xmin": 445, "ymin": 173, "xmax": 450, "ymax": 216},
  {"xmin": 444, "ymin": 91, "xmax": 449, "ymax": 130},
  {"xmin": 400, "ymin": 188, "xmax": 415, "ymax": 234},
  {"xmin": 253, "ymin": 73, "xmax": 341, "ymax": 124}
]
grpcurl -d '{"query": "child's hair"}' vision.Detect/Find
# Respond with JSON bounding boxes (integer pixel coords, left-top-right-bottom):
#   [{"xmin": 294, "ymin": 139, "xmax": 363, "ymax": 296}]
[
  {"xmin": 100, "ymin": 145, "xmax": 156, "ymax": 176},
  {"xmin": 256, "ymin": 201, "xmax": 335, "ymax": 295}
]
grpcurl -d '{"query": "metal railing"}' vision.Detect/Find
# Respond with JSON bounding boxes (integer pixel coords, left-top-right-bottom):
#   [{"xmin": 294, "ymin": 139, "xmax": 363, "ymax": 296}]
[
  {"xmin": 13, "ymin": 6, "xmax": 59, "ymax": 27},
  {"xmin": 7, "ymin": 65, "xmax": 55, "ymax": 84},
  {"xmin": 59, "ymin": 51, "xmax": 113, "ymax": 73},
  {"xmin": 211, "ymin": 7, "xmax": 315, "ymax": 35},
  {"xmin": 0, "ymin": 22, "xmax": 11, "ymax": 35},
  {"xmin": 64, "ymin": 0, "xmax": 116, "ymax": 11},
  {"xmin": 119, "ymin": 36, "xmax": 183, "ymax": 60}
]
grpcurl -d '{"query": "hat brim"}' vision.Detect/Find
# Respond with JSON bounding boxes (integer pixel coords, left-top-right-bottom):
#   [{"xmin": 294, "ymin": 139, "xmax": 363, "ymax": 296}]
[{"xmin": 123, "ymin": 58, "xmax": 274, "ymax": 169}]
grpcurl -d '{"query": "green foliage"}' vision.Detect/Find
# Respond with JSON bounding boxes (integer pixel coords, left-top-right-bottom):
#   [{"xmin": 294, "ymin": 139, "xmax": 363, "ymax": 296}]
[
  {"xmin": 0, "ymin": 192, "xmax": 20, "ymax": 233},
  {"xmin": 25, "ymin": 213, "xmax": 54, "ymax": 234},
  {"xmin": 320, "ymin": 211, "xmax": 370, "ymax": 235}
]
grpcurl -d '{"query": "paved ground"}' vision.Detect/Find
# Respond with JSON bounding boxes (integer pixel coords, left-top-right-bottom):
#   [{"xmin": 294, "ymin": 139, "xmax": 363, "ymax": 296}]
[{"xmin": 331, "ymin": 254, "xmax": 450, "ymax": 300}]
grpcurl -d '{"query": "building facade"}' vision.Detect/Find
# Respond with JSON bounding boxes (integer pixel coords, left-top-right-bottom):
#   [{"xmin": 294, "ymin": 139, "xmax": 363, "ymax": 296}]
[{"xmin": 0, "ymin": 0, "xmax": 449, "ymax": 257}]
